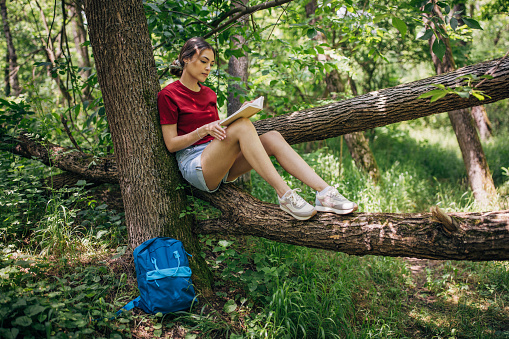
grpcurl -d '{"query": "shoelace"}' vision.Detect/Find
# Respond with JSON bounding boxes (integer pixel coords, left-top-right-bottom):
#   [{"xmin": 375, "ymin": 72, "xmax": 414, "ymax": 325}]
[
  {"xmin": 324, "ymin": 188, "xmax": 346, "ymax": 202},
  {"xmin": 286, "ymin": 188, "xmax": 307, "ymax": 208}
]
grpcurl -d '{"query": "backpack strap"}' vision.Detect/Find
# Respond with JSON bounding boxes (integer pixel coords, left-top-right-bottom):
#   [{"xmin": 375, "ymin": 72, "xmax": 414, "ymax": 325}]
[{"xmin": 116, "ymin": 296, "xmax": 141, "ymax": 317}]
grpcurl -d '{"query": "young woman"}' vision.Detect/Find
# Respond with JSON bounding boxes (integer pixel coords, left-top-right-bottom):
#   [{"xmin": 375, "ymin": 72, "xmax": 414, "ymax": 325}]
[{"xmin": 158, "ymin": 37, "xmax": 357, "ymax": 220}]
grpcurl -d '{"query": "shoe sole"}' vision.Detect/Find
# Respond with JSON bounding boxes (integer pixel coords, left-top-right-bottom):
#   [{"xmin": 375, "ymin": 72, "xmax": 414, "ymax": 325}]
[
  {"xmin": 315, "ymin": 205, "xmax": 358, "ymax": 215},
  {"xmin": 280, "ymin": 206, "xmax": 317, "ymax": 220}
]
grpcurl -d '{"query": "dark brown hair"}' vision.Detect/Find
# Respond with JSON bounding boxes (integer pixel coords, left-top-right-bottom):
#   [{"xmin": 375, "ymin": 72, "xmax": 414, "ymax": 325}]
[{"xmin": 170, "ymin": 37, "xmax": 216, "ymax": 77}]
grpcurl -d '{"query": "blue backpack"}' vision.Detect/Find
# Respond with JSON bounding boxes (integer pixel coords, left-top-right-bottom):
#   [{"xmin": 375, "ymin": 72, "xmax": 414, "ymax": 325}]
[{"xmin": 119, "ymin": 237, "xmax": 196, "ymax": 315}]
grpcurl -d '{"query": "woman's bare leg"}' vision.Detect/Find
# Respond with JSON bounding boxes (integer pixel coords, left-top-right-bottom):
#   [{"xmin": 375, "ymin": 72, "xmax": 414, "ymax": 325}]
[
  {"xmin": 200, "ymin": 118, "xmax": 291, "ymax": 197},
  {"xmin": 227, "ymin": 130, "xmax": 329, "ymax": 192}
]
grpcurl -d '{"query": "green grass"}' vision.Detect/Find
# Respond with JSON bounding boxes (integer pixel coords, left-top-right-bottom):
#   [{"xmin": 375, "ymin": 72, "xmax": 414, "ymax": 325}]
[{"xmin": 1, "ymin": 120, "xmax": 508, "ymax": 338}]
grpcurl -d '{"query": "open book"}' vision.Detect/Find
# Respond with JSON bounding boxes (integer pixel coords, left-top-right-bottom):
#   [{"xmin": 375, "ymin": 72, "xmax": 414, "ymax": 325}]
[{"xmin": 220, "ymin": 96, "xmax": 264, "ymax": 126}]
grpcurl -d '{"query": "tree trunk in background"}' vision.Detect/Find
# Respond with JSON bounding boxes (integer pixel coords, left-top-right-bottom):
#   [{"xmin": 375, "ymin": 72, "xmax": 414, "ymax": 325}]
[
  {"xmin": 453, "ymin": 2, "xmax": 492, "ymax": 141},
  {"xmin": 344, "ymin": 77, "xmax": 380, "ymax": 183},
  {"xmin": 425, "ymin": 3, "xmax": 496, "ymax": 207},
  {"xmin": 82, "ymin": 0, "xmax": 213, "ymax": 293},
  {"xmin": 227, "ymin": 0, "xmax": 251, "ymax": 190},
  {"xmin": 0, "ymin": 0, "xmax": 21, "ymax": 96},
  {"xmin": 4, "ymin": 51, "xmax": 10, "ymax": 96},
  {"xmin": 34, "ymin": 0, "xmax": 72, "ymax": 105},
  {"xmin": 471, "ymin": 105, "xmax": 492, "ymax": 140},
  {"xmin": 306, "ymin": 0, "xmax": 380, "ymax": 183},
  {"xmin": 69, "ymin": 3, "xmax": 93, "ymax": 101}
]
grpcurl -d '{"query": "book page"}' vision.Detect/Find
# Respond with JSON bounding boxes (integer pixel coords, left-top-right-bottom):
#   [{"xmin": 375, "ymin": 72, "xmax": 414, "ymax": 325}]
[{"xmin": 220, "ymin": 96, "xmax": 264, "ymax": 126}]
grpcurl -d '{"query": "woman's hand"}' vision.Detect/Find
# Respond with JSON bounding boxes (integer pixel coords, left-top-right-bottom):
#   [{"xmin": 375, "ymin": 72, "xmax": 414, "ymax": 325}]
[
  {"xmin": 240, "ymin": 99, "xmax": 254, "ymax": 108},
  {"xmin": 202, "ymin": 121, "xmax": 227, "ymax": 141}
]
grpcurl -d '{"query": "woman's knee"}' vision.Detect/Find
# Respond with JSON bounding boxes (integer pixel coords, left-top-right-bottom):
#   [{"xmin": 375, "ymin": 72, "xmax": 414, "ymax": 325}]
[
  {"xmin": 226, "ymin": 117, "xmax": 256, "ymax": 136},
  {"xmin": 261, "ymin": 130, "xmax": 286, "ymax": 155}
]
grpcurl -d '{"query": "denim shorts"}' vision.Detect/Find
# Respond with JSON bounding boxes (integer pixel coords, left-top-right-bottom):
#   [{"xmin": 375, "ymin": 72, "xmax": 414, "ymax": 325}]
[{"xmin": 176, "ymin": 141, "xmax": 234, "ymax": 193}]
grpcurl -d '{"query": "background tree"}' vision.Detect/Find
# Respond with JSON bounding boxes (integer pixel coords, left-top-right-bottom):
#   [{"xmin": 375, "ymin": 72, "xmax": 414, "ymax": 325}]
[
  {"xmin": 422, "ymin": 0, "xmax": 497, "ymax": 206},
  {"xmin": 0, "ymin": 0, "xmax": 21, "ymax": 96}
]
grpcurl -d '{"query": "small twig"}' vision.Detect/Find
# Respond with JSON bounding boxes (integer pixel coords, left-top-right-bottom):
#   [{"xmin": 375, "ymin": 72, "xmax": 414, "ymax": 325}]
[
  {"xmin": 204, "ymin": 0, "xmax": 295, "ymax": 39},
  {"xmin": 474, "ymin": 50, "xmax": 509, "ymax": 88},
  {"xmin": 267, "ymin": 2, "xmax": 290, "ymax": 41}
]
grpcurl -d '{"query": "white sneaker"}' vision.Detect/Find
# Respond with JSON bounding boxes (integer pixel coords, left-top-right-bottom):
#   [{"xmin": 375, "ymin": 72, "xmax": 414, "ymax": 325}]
[
  {"xmin": 278, "ymin": 188, "xmax": 317, "ymax": 220},
  {"xmin": 315, "ymin": 187, "xmax": 358, "ymax": 215}
]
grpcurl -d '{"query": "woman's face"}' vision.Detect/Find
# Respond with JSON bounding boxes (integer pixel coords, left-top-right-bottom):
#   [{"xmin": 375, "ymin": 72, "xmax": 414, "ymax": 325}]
[{"xmin": 183, "ymin": 48, "xmax": 215, "ymax": 83}]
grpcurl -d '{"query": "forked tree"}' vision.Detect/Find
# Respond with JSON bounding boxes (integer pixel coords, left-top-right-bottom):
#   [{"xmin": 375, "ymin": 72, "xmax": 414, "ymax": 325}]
[{"xmin": 13, "ymin": 0, "xmax": 503, "ymax": 293}]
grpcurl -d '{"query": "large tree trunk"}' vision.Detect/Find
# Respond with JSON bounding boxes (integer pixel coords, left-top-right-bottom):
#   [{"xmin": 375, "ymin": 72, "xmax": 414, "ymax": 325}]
[
  {"xmin": 7, "ymin": 57, "xmax": 509, "ymax": 184},
  {"xmin": 0, "ymin": 0, "xmax": 21, "ymax": 96},
  {"xmin": 82, "ymin": 0, "xmax": 213, "ymax": 293},
  {"xmin": 425, "ymin": 3, "xmax": 497, "ymax": 206}
]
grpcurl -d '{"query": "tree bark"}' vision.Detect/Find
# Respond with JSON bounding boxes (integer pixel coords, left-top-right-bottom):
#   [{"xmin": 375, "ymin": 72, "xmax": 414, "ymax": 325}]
[
  {"xmin": 0, "ymin": 0, "xmax": 21, "ymax": 96},
  {"xmin": 425, "ymin": 3, "xmax": 497, "ymax": 206},
  {"xmin": 82, "ymin": 0, "xmax": 212, "ymax": 293},
  {"xmin": 4, "ymin": 51, "xmax": 9, "ymax": 96},
  {"xmin": 193, "ymin": 185, "xmax": 509, "ymax": 261},
  {"xmin": 6, "ymin": 57, "xmax": 509, "ymax": 184},
  {"xmin": 471, "ymin": 105, "xmax": 492, "ymax": 140}
]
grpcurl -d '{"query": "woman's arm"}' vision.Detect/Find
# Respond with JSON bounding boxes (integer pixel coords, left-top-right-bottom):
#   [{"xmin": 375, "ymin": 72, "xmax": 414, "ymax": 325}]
[{"xmin": 161, "ymin": 121, "xmax": 227, "ymax": 153}]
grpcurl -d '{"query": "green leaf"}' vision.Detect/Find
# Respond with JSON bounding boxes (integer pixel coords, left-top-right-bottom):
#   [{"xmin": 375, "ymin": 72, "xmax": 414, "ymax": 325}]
[
  {"xmin": 472, "ymin": 92, "xmax": 485, "ymax": 100},
  {"xmin": 462, "ymin": 17, "xmax": 482, "ymax": 30},
  {"xmin": 418, "ymin": 29, "xmax": 434, "ymax": 40},
  {"xmin": 145, "ymin": 3, "xmax": 160, "ymax": 12},
  {"xmin": 450, "ymin": 17, "xmax": 458, "ymax": 31},
  {"xmin": 218, "ymin": 240, "xmax": 233, "ymax": 248},
  {"xmin": 373, "ymin": 14, "xmax": 388, "ymax": 23},
  {"xmin": 223, "ymin": 299, "xmax": 237, "ymax": 313},
  {"xmin": 13, "ymin": 315, "xmax": 32, "ymax": 327},
  {"xmin": 392, "ymin": 17, "xmax": 407, "ymax": 39},
  {"xmin": 12, "ymin": 298, "xmax": 27, "ymax": 308},
  {"xmin": 418, "ymin": 89, "xmax": 447, "ymax": 99},
  {"xmin": 430, "ymin": 92, "xmax": 448, "ymax": 102},
  {"xmin": 3, "ymin": 328, "xmax": 19, "ymax": 339},
  {"xmin": 25, "ymin": 305, "xmax": 46, "ymax": 317},
  {"xmin": 307, "ymin": 28, "xmax": 318, "ymax": 39},
  {"xmin": 432, "ymin": 39, "xmax": 446, "ymax": 61}
]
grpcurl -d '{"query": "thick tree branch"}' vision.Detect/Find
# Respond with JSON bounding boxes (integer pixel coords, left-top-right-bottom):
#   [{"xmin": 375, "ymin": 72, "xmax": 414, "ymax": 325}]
[
  {"xmin": 192, "ymin": 184, "xmax": 509, "ymax": 261},
  {"xmin": 255, "ymin": 56, "xmax": 509, "ymax": 145},
  {"xmin": 4, "ymin": 133, "xmax": 118, "ymax": 184}
]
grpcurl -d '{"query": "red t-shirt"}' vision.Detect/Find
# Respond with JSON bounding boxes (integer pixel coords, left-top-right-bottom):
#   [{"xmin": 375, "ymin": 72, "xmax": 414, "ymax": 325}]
[{"xmin": 157, "ymin": 80, "xmax": 219, "ymax": 146}]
